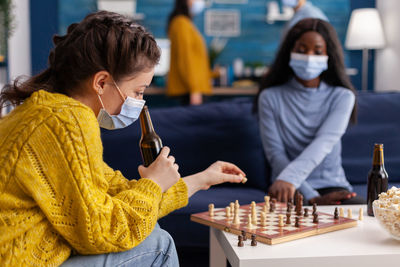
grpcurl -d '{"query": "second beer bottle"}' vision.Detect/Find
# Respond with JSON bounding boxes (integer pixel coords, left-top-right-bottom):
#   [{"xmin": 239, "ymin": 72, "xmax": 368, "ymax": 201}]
[
  {"xmin": 367, "ymin": 143, "xmax": 389, "ymax": 216},
  {"xmin": 139, "ymin": 105, "xmax": 163, "ymax": 167}
]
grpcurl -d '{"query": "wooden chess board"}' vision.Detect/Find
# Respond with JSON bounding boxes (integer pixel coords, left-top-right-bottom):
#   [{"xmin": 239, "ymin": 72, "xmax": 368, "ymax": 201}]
[{"xmin": 190, "ymin": 202, "xmax": 358, "ymax": 245}]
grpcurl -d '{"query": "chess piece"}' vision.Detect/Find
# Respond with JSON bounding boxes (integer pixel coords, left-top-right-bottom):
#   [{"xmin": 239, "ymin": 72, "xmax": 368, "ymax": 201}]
[
  {"xmin": 264, "ymin": 195, "xmax": 270, "ymax": 205},
  {"xmin": 225, "ymin": 206, "xmax": 231, "ymax": 218},
  {"xmin": 287, "ymin": 202, "xmax": 291, "ymax": 213},
  {"xmin": 235, "ymin": 200, "xmax": 240, "ymax": 210},
  {"xmin": 304, "ymin": 208, "xmax": 309, "ymax": 217},
  {"xmin": 251, "ymin": 234, "xmax": 257, "ymax": 246},
  {"xmin": 286, "ymin": 213, "xmax": 291, "ymax": 225},
  {"xmin": 240, "ymin": 173, "xmax": 248, "ymax": 184},
  {"xmin": 247, "ymin": 214, "xmax": 255, "ymax": 229},
  {"xmin": 260, "ymin": 212, "xmax": 267, "ymax": 227},
  {"xmin": 296, "ymin": 195, "xmax": 303, "ymax": 216},
  {"xmin": 312, "ymin": 203, "xmax": 317, "ymax": 215},
  {"xmin": 278, "ymin": 214, "xmax": 285, "ymax": 227},
  {"xmin": 241, "ymin": 230, "xmax": 247, "ymax": 241},
  {"xmin": 359, "ymin": 208, "xmax": 364, "ymax": 221},
  {"xmin": 334, "ymin": 207, "xmax": 339, "ymax": 220},
  {"xmin": 238, "ymin": 235, "xmax": 244, "ymax": 247},
  {"xmin": 251, "ymin": 209, "xmax": 257, "ymax": 225},
  {"xmin": 313, "ymin": 213, "xmax": 319, "ymax": 223},
  {"xmin": 251, "ymin": 201, "xmax": 256, "ymax": 208},
  {"xmin": 263, "ymin": 203, "xmax": 269, "ymax": 214},
  {"xmin": 271, "ymin": 198, "xmax": 277, "ymax": 205},
  {"xmin": 295, "ymin": 217, "xmax": 300, "ymax": 227},
  {"xmin": 209, "ymin": 204, "xmax": 215, "ymax": 217},
  {"xmin": 339, "ymin": 207, "xmax": 344, "ymax": 217},
  {"xmin": 269, "ymin": 202, "xmax": 275, "ymax": 213},
  {"xmin": 347, "ymin": 208, "xmax": 352, "ymax": 219},
  {"xmin": 233, "ymin": 210, "xmax": 240, "ymax": 225}
]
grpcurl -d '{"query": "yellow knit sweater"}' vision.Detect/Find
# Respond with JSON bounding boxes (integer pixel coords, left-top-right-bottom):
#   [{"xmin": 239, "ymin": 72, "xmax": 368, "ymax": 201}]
[
  {"xmin": 167, "ymin": 15, "xmax": 212, "ymax": 96},
  {"xmin": 0, "ymin": 90, "xmax": 188, "ymax": 266}
]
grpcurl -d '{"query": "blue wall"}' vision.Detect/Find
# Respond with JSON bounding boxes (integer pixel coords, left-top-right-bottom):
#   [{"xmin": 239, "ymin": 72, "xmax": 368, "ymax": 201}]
[{"xmin": 31, "ymin": 0, "xmax": 376, "ymax": 90}]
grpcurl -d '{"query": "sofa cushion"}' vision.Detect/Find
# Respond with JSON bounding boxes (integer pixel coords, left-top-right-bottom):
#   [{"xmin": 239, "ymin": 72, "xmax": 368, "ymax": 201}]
[
  {"xmin": 342, "ymin": 92, "xmax": 400, "ymax": 185},
  {"xmin": 102, "ymin": 98, "xmax": 270, "ymax": 191}
]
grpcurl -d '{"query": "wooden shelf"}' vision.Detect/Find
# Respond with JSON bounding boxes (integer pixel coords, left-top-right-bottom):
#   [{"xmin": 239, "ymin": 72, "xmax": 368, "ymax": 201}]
[{"xmin": 146, "ymin": 86, "xmax": 259, "ymax": 96}]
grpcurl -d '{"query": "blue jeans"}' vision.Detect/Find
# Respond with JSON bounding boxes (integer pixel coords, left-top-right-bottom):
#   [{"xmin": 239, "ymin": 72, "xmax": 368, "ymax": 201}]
[{"xmin": 61, "ymin": 224, "xmax": 179, "ymax": 267}]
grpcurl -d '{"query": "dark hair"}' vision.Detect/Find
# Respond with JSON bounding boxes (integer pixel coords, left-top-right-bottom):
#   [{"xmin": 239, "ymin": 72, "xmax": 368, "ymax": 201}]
[
  {"xmin": 255, "ymin": 18, "xmax": 357, "ymax": 124},
  {"xmin": 167, "ymin": 0, "xmax": 191, "ymax": 31},
  {"xmin": 0, "ymin": 11, "xmax": 160, "ymax": 110}
]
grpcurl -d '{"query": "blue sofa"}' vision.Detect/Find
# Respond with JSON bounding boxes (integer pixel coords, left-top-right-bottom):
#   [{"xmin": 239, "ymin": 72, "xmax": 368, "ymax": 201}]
[{"xmin": 101, "ymin": 92, "xmax": 400, "ymax": 266}]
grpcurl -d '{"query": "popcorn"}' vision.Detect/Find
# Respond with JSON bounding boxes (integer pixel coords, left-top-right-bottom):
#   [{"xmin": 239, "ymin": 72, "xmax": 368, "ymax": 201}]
[{"xmin": 374, "ymin": 186, "xmax": 400, "ymax": 240}]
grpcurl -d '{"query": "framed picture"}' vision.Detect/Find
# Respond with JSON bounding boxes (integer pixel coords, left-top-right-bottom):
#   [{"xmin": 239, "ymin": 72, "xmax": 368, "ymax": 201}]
[{"xmin": 205, "ymin": 9, "xmax": 241, "ymax": 37}]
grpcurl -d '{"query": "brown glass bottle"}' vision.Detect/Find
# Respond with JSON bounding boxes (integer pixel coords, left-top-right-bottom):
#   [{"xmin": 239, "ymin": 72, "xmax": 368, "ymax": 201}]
[
  {"xmin": 367, "ymin": 143, "xmax": 388, "ymax": 216},
  {"xmin": 139, "ymin": 105, "xmax": 163, "ymax": 167}
]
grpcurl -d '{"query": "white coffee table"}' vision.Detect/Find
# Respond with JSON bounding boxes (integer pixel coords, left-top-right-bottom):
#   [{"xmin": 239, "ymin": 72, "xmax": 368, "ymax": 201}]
[{"xmin": 209, "ymin": 205, "xmax": 400, "ymax": 267}]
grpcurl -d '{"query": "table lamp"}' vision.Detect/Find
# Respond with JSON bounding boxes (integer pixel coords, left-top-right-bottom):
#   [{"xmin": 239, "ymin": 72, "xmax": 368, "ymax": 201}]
[{"xmin": 345, "ymin": 8, "xmax": 386, "ymax": 91}]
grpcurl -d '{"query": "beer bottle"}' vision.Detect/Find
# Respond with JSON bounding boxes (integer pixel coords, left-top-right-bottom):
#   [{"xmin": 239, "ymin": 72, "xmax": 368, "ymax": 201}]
[
  {"xmin": 139, "ymin": 105, "xmax": 163, "ymax": 167},
  {"xmin": 367, "ymin": 143, "xmax": 389, "ymax": 216}
]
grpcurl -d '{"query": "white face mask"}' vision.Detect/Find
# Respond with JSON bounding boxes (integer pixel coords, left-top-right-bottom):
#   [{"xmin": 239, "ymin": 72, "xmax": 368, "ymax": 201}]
[
  {"xmin": 282, "ymin": 0, "xmax": 299, "ymax": 8},
  {"xmin": 289, "ymin": 52, "xmax": 329, "ymax": 81},
  {"xmin": 190, "ymin": 0, "xmax": 206, "ymax": 16},
  {"xmin": 97, "ymin": 80, "xmax": 145, "ymax": 130}
]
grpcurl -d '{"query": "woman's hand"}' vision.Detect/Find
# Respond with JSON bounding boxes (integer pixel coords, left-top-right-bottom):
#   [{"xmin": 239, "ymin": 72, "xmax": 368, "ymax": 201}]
[
  {"xmin": 268, "ymin": 180, "xmax": 296, "ymax": 203},
  {"xmin": 309, "ymin": 191, "xmax": 357, "ymax": 205},
  {"xmin": 190, "ymin": 92, "xmax": 203, "ymax": 105},
  {"xmin": 183, "ymin": 161, "xmax": 246, "ymax": 198},
  {"xmin": 138, "ymin": 147, "xmax": 180, "ymax": 192}
]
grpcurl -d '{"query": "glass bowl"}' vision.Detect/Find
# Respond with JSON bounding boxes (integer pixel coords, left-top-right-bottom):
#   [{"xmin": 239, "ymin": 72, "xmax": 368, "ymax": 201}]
[{"xmin": 373, "ymin": 200, "xmax": 400, "ymax": 240}]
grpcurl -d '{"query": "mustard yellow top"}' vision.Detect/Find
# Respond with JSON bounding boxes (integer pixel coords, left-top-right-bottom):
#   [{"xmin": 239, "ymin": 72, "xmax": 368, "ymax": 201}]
[
  {"xmin": 0, "ymin": 90, "xmax": 188, "ymax": 266},
  {"xmin": 167, "ymin": 15, "xmax": 212, "ymax": 96}
]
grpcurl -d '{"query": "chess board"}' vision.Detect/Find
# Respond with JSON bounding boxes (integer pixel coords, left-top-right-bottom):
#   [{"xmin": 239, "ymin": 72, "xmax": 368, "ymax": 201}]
[{"xmin": 190, "ymin": 202, "xmax": 358, "ymax": 245}]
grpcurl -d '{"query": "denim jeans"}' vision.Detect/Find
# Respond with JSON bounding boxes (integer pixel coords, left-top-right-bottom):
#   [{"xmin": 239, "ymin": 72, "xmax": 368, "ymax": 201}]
[{"xmin": 61, "ymin": 224, "xmax": 179, "ymax": 267}]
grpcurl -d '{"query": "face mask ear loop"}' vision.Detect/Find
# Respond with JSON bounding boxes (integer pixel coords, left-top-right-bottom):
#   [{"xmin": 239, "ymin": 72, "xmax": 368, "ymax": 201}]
[
  {"xmin": 112, "ymin": 80, "xmax": 127, "ymax": 102},
  {"xmin": 97, "ymin": 94, "xmax": 106, "ymax": 109}
]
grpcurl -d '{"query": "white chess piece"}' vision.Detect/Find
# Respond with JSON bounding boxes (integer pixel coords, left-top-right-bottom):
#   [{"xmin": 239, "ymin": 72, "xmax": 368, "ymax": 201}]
[
  {"xmin": 209, "ymin": 203, "xmax": 214, "ymax": 217},
  {"xmin": 358, "ymin": 208, "xmax": 363, "ymax": 221},
  {"xmin": 233, "ymin": 210, "xmax": 240, "ymax": 225},
  {"xmin": 339, "ymin": 207, "xmax": 344, "ymax": 217},
  {"xmin": 225, "ymin": 206, "xmax": 231, "ymax": 218},
  {"xmin": 347, "ymin": 208, "xmax": 352, "ymax": 219},
  {"xmin": 260, "ymin": 212, "xmax": 267, "ymax": 227},
  {"xmin": 247, "ymin": 214, "xmax": 255, "ymax": 229},
  {"xmin": 278, "ymin": 214, "xmax": 285, "ymax": 227}
]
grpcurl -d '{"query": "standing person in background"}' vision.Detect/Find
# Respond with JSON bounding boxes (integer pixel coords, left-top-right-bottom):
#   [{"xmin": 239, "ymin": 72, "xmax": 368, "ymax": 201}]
[
  {"xmin": 282, "ymin": 0, "xmax": 328, "ymax": 38},
  {"xmin": 256, "ymin": 18, "xmax": 366, "ymax": 205},
  {"xmin": 167, "ymin": 0, "xmax": 214, "ymax": 106}
]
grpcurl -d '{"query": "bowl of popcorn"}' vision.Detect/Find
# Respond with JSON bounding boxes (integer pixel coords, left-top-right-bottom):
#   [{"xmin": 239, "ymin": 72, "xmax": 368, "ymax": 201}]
[{"xmin": 373, "ymin": 186, "xmax": 400, "ymax": 240}]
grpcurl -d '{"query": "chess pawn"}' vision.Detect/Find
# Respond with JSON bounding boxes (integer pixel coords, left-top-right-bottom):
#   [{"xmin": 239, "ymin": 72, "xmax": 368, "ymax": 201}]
[
  {"xmin": 304, "ymin": 208, "xmax": 309, "ymax": 217},
  {"xmin": 251, "ymin": 210, "xmax": 257, "ymax": 225},
  {"xmin": 347, "ymin": 208, "xmax": 352, "ymax": 219},
  {"xmin": 312, "ymin": 203, "xmax": 317, "ymax": 215},
  {"xmin": 295, "ymin": 217, "xmax": 300, "ymax": 227},
  {"xmin": 233, "ymin": 210, "xmax": 240, "ymax": 225},
  {"xmin": 235, "ymin": 200, "xmax": 240, "ymax": 209},
  {"xmin": 238, "ymin": 235, "xmax": 244, "ymax": 247},
  {"xmin": 313, "ymin": 213, "xmax": 319, "ymax": 223},
  {"xmin": 247, "ymin": 214, "xmax": 255, "ymax": 229},
  {"xmin": 359, "ymin": 208, "xmax": 364, "ymax": 221},
  {"xmin": 339, "ymin": 207, "xmax": 344, "ymax": 217},
  {"xmin": 225, "ymin": 206, "xmax": 231, "ymax": 218},
  {"xmin": 278, "ymin": 214, "xmax": 285, "ymax": 227},
  {"xmin": 260, "ymin": 212, "xmax": 267, "ymax": 227},
  {"xmin": 241, "ymin": 230, "xmax": 247, "ymax": 241},
  {"xmin": 264, "ymin": 195, "xmax": 270, "ymax": 205},
  {"xmin": 209, "ymin": 204, "xmax": 215, "ymax": 217},
  {"xmin": 286, "ymin": 213, "xmax": 291, "ymax": 225},
  {"xmin": 251, "ymin": 201, "xmax": 256, "ymax": 208},
  {"xmin": 251, "ymin": 234, "xmax": 257, "ymax": 246},
  {"xmin": 334, "ymin": 207, "xmax": 339, "ymax": 220}
]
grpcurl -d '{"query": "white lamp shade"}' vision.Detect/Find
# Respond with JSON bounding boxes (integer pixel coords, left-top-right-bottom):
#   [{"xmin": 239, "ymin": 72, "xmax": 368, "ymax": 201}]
[{"xmin": 345, "ymin": 8, "xmax": 386, "ymax": 50}]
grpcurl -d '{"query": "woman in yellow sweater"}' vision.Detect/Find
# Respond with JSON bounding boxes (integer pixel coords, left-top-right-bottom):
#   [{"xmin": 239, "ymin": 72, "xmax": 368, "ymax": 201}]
[
  {"xmin": 167, "ymin": 0, "xmax": 212, "ymax": 105},
  {"xmin": 0, "ymin": 11, "xmax": 246, "ymax": 266}
]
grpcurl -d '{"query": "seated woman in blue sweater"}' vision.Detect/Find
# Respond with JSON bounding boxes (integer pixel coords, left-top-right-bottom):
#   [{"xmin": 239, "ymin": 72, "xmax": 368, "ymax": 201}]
[{"xmin": 257, "ymin": 18, "xmax": 365, "ymax": 205}]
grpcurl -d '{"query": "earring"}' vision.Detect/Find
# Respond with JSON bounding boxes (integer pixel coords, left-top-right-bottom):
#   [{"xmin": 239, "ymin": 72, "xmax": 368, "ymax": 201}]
[{"xmin": 98, "ymin": 87, "xmax": 104, "ymax": 95}]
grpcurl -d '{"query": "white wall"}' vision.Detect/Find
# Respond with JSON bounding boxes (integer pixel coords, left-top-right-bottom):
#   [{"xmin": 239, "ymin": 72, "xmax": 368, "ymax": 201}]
[
  {"xmin": 375, "ymin": 0, "xmax": 400, "ymax": 91},
  {"xmin": 7, "ymin": 0, "xmax": 31, "ymax": 81}
]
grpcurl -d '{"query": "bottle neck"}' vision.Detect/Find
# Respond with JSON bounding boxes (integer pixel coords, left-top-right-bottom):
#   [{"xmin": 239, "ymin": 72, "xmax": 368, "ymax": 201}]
[
  {"xmin": 140, "ymin": 106, "xmax": 155, "ymax": 135},
  {"xmin": 372, "ymin": 146, "xmax": 385, "ymax": 170}
]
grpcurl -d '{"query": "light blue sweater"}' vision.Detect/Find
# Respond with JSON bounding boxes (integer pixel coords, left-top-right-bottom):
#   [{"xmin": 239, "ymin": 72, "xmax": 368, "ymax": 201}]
[{"xmin": 258, "ymin": 78, "xmax": 355, "ymax": 201}]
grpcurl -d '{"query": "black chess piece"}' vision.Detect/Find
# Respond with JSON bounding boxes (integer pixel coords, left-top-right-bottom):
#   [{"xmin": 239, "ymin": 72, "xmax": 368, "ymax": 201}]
[
  {"xmin": 312, "ymin": 203, "xmax": 317, "ymax": 215},
  {"xmin": 286, "ymin": 213, "xmax": 291, "ymax": 224},
  {"xmin": 313, "ymin": 213, "xmax": 319, "ymax": 223},
  {"xmin": 304, "ymin": 208, "xmax": 309, "ymax": 217},
  {"xmin": 251, "ymin": 234, "xmax": 257, "ymax": 246},
  {"xmin": 241, "ymin": 230, "xmax": 247, "ymax": 241},
  {"xmin": 334, "ymin": 207, "xmax": 339, "ymax": 220},
  {"xmin": 238, "ymin": 235, "xmax": 244, "ymax": 247},
  {"xmin": 295, "ymin": 217, "xmax": 300, "ymax": 227}
]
